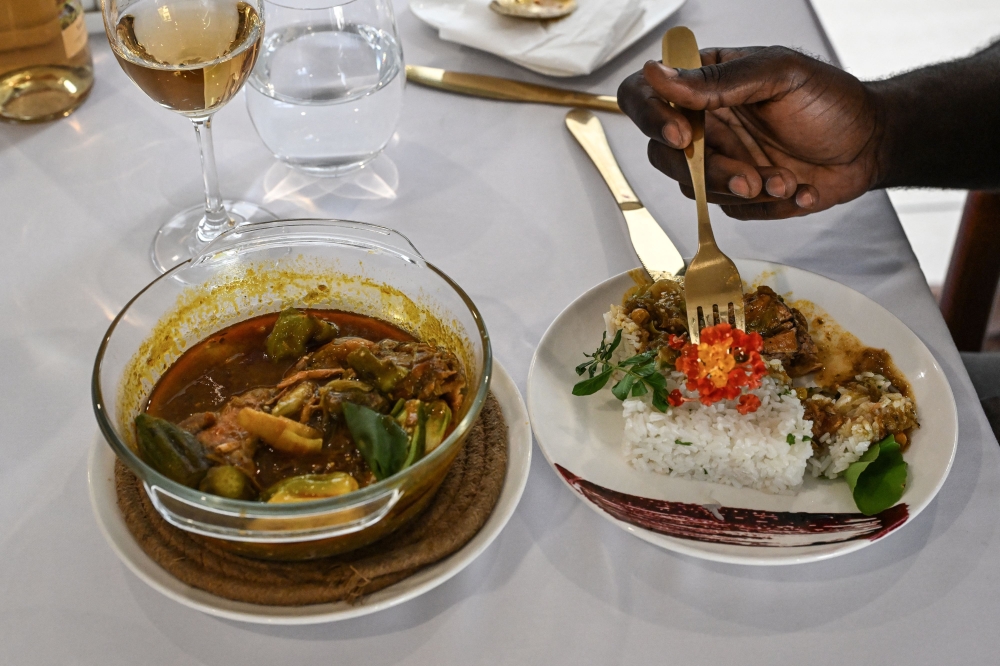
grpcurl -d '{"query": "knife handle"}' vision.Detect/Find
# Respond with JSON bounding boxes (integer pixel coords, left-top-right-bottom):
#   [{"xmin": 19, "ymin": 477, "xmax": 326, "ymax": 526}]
[
  {"xmin": 564, "ymin": 109, "xmax": 641, "ymax": 210},
  {"xmin": 407, "ymin": 65, "xmax": 620, "ymax": 113}
]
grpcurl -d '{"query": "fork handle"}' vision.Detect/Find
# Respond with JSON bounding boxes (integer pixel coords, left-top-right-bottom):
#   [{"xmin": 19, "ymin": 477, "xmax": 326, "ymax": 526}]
[
  {"xmin": 683, "ymin": 112, "xmax": 716, "ymax": 250},
  {"xmin": 662, "ymin": 28, "xmax": 716, "ymax": 250}
]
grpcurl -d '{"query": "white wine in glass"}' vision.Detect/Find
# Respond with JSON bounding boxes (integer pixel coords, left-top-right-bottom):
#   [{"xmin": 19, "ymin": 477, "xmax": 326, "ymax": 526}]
[
  {"xmin": 0, "ymin": 0, "xmax": 95, "ymax": 123},
  {"xmin": 103, "ymin": 0, "xmax": 276, "ymax": 272}
]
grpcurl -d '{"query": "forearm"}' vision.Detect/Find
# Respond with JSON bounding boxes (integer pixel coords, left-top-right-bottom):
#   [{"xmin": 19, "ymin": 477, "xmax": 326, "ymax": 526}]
[{"xmin": 869, "ymin": 40, "xmax": 1000, "ymax": 190}]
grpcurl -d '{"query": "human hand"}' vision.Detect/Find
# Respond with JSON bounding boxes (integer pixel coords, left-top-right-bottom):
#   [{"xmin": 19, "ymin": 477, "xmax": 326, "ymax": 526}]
[{"xmin": 618, "ymin": 47, "xmax": 882, "ymax": 219}]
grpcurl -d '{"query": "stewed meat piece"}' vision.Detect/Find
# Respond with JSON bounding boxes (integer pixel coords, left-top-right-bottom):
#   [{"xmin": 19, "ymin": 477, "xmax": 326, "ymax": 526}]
[
  {"xmin": 621, "ymin": 281, "xmax": 822, "ymax": 377},
  {"xmin": 182, "ymin": 388, "xmax": 275, "ymax": 484},
  {"xmin": 743, "ymin": 286, "xmax": 821, "ymax": 377}
]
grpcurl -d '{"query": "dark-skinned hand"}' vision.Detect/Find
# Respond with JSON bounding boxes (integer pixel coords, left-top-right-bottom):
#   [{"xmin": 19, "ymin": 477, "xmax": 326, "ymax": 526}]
[{"xmin": 617, "ymin": 46, "xmax": 883, "ymax": 220}]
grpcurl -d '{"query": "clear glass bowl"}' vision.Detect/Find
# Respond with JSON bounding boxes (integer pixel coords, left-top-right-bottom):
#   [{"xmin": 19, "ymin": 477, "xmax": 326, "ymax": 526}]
[{"xmin": 92, "ymin": 219, "xmax": 491, "ymax": 560}]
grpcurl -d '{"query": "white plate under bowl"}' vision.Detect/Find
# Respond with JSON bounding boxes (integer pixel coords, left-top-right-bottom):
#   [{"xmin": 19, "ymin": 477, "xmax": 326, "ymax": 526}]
[
  {"xmin": 527, "ymin": 262, "xmax": 958, "ymax": 565},
  {"xmin": 88, "ymin": 360, "xmax": 531, "ymax": 624}
]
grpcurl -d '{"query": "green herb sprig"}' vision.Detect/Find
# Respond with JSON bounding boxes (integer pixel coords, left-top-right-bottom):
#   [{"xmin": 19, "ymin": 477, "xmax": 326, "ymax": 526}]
[{"xmin": 573, "ymin": 330, "xmax": 670, "ymax": 412}]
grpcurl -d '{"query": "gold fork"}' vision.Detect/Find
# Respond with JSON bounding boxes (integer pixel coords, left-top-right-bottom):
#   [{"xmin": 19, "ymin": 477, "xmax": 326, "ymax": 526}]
[{"xmin": 662, "ymin": 26, "xmax": 745, "ymax": 344}]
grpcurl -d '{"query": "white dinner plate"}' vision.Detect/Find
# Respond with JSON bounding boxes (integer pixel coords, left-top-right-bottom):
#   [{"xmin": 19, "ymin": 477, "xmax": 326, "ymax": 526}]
[
  {"xmin": 88, "ymin": 360, "xmax": 531, "ymax": 624},
  {"xmin": 410, "ymin": 0, "xmax": 687, "ymax": 77},
  {"xmin": 527, "ymin": 262, "xmax": 958, "ymax": 565}
]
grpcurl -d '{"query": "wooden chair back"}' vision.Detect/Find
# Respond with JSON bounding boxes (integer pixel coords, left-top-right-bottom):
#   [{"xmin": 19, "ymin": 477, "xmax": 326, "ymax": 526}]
[{"xmin": 939, "ymin": 191, "xmax": 1000, "ymax": 351}]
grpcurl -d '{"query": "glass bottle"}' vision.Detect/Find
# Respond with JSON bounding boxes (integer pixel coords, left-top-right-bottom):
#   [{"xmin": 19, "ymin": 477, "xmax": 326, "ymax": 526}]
[{"xmin": 0, "ymin": 0, "xmax": 94, "ymax": 123}]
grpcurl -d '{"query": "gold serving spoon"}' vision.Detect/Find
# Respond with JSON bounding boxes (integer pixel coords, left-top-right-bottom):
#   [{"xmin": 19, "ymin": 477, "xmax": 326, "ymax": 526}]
[
  {"xmin": 663, "ymin": 26, "xmax": 745, "ymax": 344},
  {"xmin": 489, "ymin": 0, "xmax": 577, "ymax": 20}
]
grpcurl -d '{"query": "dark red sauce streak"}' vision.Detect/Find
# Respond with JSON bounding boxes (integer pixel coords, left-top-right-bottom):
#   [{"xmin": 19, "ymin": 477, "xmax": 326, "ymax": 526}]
[{"xmin": 556, "ymin": 465, "xmax": 908, "ymax": 547}]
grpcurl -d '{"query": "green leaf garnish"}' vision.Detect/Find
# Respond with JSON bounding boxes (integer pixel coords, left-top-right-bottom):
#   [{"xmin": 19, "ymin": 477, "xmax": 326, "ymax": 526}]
[
  {"xmin": 342, "ymin": 402, "xmax": 409, "ymax": 480},
  {"xmin": 611, "ymin": 374, "xmax": 636, "ymax": 400},
  {"xmin": 572, "ymin": 368, "xmax": 613, "ymax": 395},
  {"xmin": 675, "ymin": 439, "xmax": 692, "ymax": 446},
  {"xmin": 572, "ymin": 331, "xmax": 671, "ymax": 412},
  {"xmin": 786, "ymin": 434, "xmax": 796, "ymax": 445},
  {"xmin": 844, "ymin": 435, "xmax": 908, "ymax": 516}
]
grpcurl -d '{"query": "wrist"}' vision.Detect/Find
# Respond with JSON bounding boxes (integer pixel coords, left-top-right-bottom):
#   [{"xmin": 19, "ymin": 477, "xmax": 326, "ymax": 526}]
[
  {"xmin": 864, "ymin": 79, "xmax": 903, "ymax": 191},
  {"xmin": 862, "ymin": 42, "xmax": 1000, "ymax": 190}
]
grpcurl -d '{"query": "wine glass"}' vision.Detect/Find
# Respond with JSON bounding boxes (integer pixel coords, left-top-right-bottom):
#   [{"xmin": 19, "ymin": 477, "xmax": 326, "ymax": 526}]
[{"xmin": 101, "ymin": 0, "xmax": 277, "ymax": 272}]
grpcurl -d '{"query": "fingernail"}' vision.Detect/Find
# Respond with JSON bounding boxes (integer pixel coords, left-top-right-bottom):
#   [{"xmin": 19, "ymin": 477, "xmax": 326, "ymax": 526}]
[
  {"xmin": 729, "ymin": 176, "xmax": 751, "ymax": 198},
  {"xmin": 649, "ymin": 61, "xmax": 679, "ymax": 77},
  {"xmin": 765, "ymin": 176, "xmax": 786, "ymax": 198},
  {"xmin": 663, "ymin": 123, "xmax": 682, "ymax": 147},
  {"xmin": 796, "ymin": 190, "xmax": 815, "ymax": 208}
]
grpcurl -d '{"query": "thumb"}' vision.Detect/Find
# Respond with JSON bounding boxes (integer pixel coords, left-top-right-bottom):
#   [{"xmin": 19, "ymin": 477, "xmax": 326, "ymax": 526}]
[{"xmin": 643, "ymin": 46, "xmax": 809, "ymax": 111}]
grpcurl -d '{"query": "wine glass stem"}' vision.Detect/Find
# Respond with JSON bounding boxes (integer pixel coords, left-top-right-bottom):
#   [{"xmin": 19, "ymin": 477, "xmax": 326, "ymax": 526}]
[{"xmin": 191, "ymin": 115, "xmax": 234, "ymax": 242}]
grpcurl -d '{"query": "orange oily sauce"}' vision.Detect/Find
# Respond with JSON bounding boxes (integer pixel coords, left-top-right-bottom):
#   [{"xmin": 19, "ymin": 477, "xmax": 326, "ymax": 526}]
[{"xmin": 145, "ymin": 310, "xmax": 416, "ymax": 489}]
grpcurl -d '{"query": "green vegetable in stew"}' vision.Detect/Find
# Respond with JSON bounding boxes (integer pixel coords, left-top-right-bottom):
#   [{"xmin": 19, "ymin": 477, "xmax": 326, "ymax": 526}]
[
  {"xmin": 342, "ymin": 402, "xmax": 409, "ymax": 480},
  {"xmin": 346, "ymin": 347, "xmax": 408, "ymax": 392},
  {"xmin": 261, "ymin": 472, "xmax": 359, "ymax": 503},
  {"xmin": 265, "ymin": 308, "xmax": 340, "ymax": 361},
  {"xmin": 401, "ymin": 401, "xmax": 427, "ymax": 469},
  {"xmin": 134, "ymin": 413, "xmax": 211, "ymax": 487},
  {"xmin": 199, "ymin": 465, "xmax": 255, "ymax": 500},
  {"xmin": 271, "ymin": 381, "xmax": 316, "ymax": 418},
  {"xmin": 425, "ymin": 400, "xmax": 452, "ymax": 452}
]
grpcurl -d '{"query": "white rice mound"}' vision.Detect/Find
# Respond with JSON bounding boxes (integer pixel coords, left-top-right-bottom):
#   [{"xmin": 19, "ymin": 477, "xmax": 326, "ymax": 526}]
[
  {"xmin": 623, "ymin": 362, "xmax": 815, "ymax": 495},
  {"xmin": 609, "ymin": 303, "xmax": 812, "ymax": 494}
]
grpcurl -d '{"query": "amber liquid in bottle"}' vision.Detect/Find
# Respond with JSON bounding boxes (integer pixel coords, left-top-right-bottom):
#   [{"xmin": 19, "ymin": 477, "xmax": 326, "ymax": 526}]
[
  {"xmin": 0, "ymin": 0, "xmax": 94, "ymax": 123},
  {"xmin": 111, "ymin": 0, "xmax": 262, "ymax": 118}
]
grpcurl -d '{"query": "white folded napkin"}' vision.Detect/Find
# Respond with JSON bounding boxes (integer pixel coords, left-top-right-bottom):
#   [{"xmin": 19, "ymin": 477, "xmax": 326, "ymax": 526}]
[{"xmin": 409, "ymin": 0, "xmax": 647, "ymax": 77}]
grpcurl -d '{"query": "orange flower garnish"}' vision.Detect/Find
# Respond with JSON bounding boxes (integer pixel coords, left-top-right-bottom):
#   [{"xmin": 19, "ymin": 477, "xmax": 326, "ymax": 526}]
[
  {"xmin": 737, "ymin": 394, "xmax": 762, "ymax": 415},
  {"xmin": 667, "ymin": 334, "xmax": 687, "ymax": 350},
  {"xmin": 667, "ymin": 389, "xmax": 686, "ymax": 407},
  {"xmin": 674, "ymin": 323, "xmax": 766, "ymax": 411}
]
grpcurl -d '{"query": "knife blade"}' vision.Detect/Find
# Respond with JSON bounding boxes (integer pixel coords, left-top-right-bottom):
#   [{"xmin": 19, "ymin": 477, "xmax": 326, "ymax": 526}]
[
  {"xmin": 405, "ymin": 65, "xmax": 620, "ymax": 113},
  {"xmin": 564, "ymin": 108, "xmax": 686, "ymax": 279}
]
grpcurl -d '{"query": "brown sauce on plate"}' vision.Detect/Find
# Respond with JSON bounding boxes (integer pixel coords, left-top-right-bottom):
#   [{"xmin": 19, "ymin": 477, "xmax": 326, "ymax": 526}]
[{"xmin": 794, "ymin": 302, "xmax": 911, "ymax": 398}]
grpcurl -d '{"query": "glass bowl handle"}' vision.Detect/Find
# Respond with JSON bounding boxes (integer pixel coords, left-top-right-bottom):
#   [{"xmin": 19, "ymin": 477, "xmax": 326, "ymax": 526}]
[
  {"xmin": 189, "ymin": 218, "xmax": 426, "ymax": 268},
  {"xmin": 144, "ymin": 482, "xmax": 403, "ymax": 543}
]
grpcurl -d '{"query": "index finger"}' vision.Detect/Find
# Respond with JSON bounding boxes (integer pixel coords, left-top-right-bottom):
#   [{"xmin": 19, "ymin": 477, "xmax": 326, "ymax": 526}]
[{"xmin": 617, "ymin": 68, "xmax": 696, "ymax": 149}]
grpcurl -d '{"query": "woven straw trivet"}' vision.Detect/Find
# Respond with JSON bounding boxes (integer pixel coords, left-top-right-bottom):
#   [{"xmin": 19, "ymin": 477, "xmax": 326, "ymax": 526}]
[{"xmin": 115, "ymin": 393, "xmax": 507, "ymax": 606}]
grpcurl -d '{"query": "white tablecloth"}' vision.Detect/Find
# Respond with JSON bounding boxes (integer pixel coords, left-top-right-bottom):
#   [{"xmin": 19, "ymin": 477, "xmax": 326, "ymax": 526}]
[{"xmin": 2, "ymin": 1, "xmax": 997, "ymax": 663}]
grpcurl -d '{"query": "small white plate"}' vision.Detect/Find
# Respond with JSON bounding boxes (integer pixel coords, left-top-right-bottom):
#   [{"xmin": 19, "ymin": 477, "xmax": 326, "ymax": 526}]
[
  {"xmin": 410, "ymin": 0, "xmax": 687, "ymax": 77},
  {"xmin": 527, "ymin": 262, "xmax": 958, "ymax": 565},
  {"xmin": 88, "ymin": 360, "xmax": 531, "ymax": 624}
]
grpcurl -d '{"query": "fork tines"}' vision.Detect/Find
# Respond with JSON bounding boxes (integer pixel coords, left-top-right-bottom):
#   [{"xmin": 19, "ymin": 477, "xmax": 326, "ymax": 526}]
[
  {"xmin": 687, "ymin": 299, "xmax": 746, "ymax": 344},
  {"xmin": 683, "ymin": 258, "xmax": 746, "ymax": 345}
]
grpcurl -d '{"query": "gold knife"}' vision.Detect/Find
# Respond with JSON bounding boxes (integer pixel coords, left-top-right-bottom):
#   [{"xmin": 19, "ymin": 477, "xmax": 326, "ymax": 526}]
[
  {"xmin": 565, "ymin": 108, "xmax": 686, "ymax": 279},
  {"xmin": 405, "ymin": 65, "xmax": 620, "ymax": 113}
]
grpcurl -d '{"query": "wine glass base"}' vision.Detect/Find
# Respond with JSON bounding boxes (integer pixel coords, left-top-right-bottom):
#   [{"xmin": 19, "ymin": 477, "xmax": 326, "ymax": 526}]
[{"xmin": 150, "ymin": 200, "xmax": 277, "ymax": 273}]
